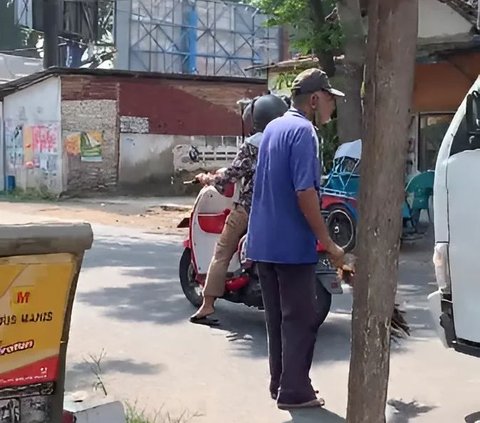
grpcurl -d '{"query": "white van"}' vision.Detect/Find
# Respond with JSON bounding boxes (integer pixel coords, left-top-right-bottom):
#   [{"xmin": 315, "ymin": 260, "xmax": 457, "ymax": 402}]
[{"xmin": 428, "ymin": 76, "xmax": 480, "ymax": 357}]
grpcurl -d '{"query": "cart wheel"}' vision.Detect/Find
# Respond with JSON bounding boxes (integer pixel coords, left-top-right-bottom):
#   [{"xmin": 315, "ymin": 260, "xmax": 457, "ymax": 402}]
[{"xmin": 327, "ymin": 206, "xmax": 356, "ymax": 252}]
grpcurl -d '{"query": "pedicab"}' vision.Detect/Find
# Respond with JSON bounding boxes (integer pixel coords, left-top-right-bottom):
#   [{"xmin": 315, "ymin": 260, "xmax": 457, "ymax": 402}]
[{"xmin": 321, "ymin": 139, "xmax": 435, "ymax": 252}]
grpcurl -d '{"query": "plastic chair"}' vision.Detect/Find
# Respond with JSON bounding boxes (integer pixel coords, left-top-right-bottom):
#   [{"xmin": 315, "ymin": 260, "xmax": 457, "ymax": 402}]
[{"xmin": 405, "ymin": 170, "xmax": 435, "ymax": 223}]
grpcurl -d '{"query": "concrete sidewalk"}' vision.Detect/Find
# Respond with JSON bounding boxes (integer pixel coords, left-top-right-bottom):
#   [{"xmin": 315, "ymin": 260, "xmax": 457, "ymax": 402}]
[{"xmin": 71, "ymin": 196, "xmax": 195, "ymax": 210}]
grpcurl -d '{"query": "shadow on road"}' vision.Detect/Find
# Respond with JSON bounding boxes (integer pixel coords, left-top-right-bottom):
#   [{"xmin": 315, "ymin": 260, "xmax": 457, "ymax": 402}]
[
  {"xmin": 397, "ymin": 229, "xmax": 436, "ymax": 338},
  {"xmin": 210, "ymin": 300, "xmax": 353, "ymax": 364},
  {"xmin": 386, "ymin": 399, "xmax": 437, "ymax": 423},
  {"xmin": 66, "ymin": 357, "xmax": 163, "ymax": 391},
  {"xmin": 78, "ymin": 234, "xmax": 194, "ymax": 325},
  {"xmin": 283, "ymin": 408, "xmax": 345, "ymax": 423},
  {"xmin": 78, "ymin": 229, "xmax": 437, "ymax": 363}
]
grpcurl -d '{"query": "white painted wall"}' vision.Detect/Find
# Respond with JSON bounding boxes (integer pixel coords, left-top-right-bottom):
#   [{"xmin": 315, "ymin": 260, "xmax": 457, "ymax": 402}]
[
  {"xmin": 2, "ymin": 77, "xmax": 63, "ymax": 194},
  {"xmin": 418, "ymin": 0, "xmax": 473, "ymax": 44},
  {"xmin": 119, "ymin": 133, "xmax": 239, "ymax": 188}
]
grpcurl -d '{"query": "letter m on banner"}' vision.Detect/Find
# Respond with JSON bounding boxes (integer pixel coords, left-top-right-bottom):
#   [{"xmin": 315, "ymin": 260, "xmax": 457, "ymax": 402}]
[{"xmin": 12, "ymin": 288, "xmax": 31, "ymax": 305}]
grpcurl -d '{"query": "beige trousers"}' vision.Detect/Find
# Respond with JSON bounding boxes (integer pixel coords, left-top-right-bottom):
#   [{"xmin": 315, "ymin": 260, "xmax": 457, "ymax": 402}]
[{"xmin": 203, "ymin": 204, "xmax": 249, "ymax": 297}]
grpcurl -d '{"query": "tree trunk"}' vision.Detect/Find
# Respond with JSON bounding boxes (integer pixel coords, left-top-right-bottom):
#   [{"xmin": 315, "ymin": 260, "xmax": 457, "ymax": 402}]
[
  {"xmin": 346, "ymin": 1, "xmax": 418, "ymax": 422},
  {"xmin": 336, "ymin": 0, "xmax": 365, "ymax": 143},
  {"xmin": 309, "ymin": 0, "xmax": 336, "ymax": 77}
]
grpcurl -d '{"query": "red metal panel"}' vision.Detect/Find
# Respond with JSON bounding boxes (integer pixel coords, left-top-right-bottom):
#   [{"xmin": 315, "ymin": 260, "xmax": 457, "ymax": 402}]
[{"xmin": 118, "ymin": 79, "xmax": 265, "ymax": 135}]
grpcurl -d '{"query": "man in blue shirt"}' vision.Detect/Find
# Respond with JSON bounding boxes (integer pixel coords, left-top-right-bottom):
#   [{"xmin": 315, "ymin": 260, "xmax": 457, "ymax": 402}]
[{"xmin": 246, "ymin": 68, "xmax": 345, "ymax": 409}]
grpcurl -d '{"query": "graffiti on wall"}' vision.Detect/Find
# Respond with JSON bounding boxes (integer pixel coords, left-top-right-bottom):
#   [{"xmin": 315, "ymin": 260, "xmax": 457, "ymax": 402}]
[
  {"xmin": 30, "ymin": 124, "xmax": 59, "ymax": 172},
  {"xmin": 4, "ymin": 122, "xmax": 60, "ymax": 174},
  {"xmin": 120, "ymin": 116, "xmax": 149, "ymax": 134},
  {"xmin": 65, "ymin": 131, "xmax": 103, "ymax": 162},
  {"xmin": 4, "ymin": 123, "xmax": 24, "ymax": 171},
  {"xmin": 172, "ymin": 144, "xmax": 238, "ymax": 172},
  {"xmin": 0, "ymin": 399, "xmax": 20, "ymax": 422}
]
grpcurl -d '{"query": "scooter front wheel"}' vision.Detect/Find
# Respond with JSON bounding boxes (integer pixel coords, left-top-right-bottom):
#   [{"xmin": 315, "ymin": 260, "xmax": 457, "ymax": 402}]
[{"xmin": 179, "ymin": 248, "xmax": 203, "ymax": 307}]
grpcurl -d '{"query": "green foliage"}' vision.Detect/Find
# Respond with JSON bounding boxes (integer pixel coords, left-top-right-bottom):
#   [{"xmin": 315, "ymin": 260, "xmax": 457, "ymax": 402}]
[
  {"xmin": 250, "ymin": 0, "xmax": 343, "ymax": 55},
  {"xmin": 319, "ymin": 118, "xmax": 340, "ymax": 173},
  {"xmin": 125, "ymin": 403, "xmax": 200, "ymax": 423}
]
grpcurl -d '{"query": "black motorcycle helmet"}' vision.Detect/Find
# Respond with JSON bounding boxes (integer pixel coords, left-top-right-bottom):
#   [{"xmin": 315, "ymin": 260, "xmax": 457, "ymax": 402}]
[{"xmin": 248, "ymin": 94, "xmax": 289, "ymax": 133}]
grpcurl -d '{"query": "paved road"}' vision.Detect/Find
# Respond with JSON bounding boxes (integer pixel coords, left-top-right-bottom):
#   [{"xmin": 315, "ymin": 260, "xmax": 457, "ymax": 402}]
[{"xmin": 3, "ymin": 210, "xmax": 480, "ymax": 422}]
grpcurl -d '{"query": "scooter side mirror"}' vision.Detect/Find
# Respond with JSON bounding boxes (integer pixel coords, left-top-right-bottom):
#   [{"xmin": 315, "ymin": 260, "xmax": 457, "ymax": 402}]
[{"xmin": 466, "ymin": 90, "xmax": 480, "ymax": 136}]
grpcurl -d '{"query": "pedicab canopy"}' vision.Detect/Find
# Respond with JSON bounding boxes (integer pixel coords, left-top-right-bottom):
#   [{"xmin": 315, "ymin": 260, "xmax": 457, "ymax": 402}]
[
  {"xmin": 0, "ymin": 220, "xmax": 93, "ymax": 421},
  {"xmin": 334, "ymin": 139, "xmax": 362, "ymax": 161}
]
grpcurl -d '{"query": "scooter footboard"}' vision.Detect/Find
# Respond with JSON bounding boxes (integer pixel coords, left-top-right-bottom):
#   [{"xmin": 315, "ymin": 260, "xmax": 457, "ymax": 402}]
[{"xmin": 316, "ymin": 255, "xmax": 343, "ymax": 294}]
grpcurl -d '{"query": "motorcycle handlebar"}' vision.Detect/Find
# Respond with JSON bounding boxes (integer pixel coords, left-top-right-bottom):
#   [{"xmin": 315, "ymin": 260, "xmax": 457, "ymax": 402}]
[{"xmin": 183, "ymin": 179, "xmax": 200, "ymax": 185}]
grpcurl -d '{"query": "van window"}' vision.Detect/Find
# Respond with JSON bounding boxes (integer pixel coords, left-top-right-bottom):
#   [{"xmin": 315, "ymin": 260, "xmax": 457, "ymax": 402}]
[
  {"xmin": 419, "ymin": 114, "xmax": 454, "ymax": 171},
  {"xmin": 449, "ymin": 116, "xmax": 480, "ymax": 157}
]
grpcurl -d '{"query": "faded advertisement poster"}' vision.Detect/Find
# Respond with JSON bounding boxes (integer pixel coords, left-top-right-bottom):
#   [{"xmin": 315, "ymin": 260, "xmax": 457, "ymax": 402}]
[
  {"xmin": 65, "ymin": 131, "xmax": 103, "ymax": 162},
  {"xmin": 3, "ymin": 121, "xmax": 60, "ymax": 174}
]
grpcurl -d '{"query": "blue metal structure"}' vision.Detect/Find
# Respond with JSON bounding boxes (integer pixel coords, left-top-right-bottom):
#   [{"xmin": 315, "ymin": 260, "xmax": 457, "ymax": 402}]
[{"xmin": 116, "ymin": 0, "xmax": 280, "ymax": 77}]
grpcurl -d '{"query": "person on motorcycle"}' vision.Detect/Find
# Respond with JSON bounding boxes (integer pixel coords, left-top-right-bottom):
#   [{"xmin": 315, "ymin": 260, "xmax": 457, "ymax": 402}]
[
  {"xmin": 246, "ymin": 68, "xmax": 346, "ymax": 409},
  {"xmin": 189, "ymin": 94, "xmax": 289, "ymax": 325}
]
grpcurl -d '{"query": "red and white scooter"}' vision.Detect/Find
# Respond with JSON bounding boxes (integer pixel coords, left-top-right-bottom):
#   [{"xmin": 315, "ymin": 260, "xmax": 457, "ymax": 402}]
[{"xmin": 177, "ymin": 172, "xmax": 345, "ymax": 326}]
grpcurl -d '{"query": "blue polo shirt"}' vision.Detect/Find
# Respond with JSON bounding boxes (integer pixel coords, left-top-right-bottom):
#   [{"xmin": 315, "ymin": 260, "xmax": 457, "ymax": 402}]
[{"xmin": 246, "ymin": 109, "xmax": 321, "ymax": 264}]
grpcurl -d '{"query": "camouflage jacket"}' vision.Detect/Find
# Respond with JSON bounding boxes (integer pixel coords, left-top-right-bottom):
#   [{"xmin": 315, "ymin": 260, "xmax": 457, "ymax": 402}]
[{"xmin": 213, "ymin": 133, "xmax": 262, "ymax": 213}]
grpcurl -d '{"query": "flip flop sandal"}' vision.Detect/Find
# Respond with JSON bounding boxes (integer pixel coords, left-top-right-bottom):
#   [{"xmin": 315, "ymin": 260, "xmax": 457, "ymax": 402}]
[
  {"xmin": 277, "ymin": 397, "xmax": 325, "ymax": 410},
  {"xmin": 272, "ymin": 389, "xmax": 319, "ymax": 401},
  {"xmin": 189, "ymin": 315, "xmax": 220, "ymax": 327}
]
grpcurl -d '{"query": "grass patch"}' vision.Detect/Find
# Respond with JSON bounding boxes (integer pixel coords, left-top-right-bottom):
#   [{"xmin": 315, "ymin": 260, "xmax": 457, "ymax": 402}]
[
  {"xmin": 0, "ymin": 187, "xmax": 57, "ymax": 202},
  {"xmin": 125, "ymin": 403, "xmax": 201, "ymax": 423}
]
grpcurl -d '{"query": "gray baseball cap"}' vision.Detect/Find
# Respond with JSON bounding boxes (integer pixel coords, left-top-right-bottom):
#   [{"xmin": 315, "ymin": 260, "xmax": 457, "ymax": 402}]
[{"xmin": 291, "ymin": 68, "xmax": 345, "ymax": 97}]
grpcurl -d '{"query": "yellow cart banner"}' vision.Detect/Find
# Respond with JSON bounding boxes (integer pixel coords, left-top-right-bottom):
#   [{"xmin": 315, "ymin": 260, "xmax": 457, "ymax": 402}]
[{"xmin": 0, "ymin": 253, "xmax": 76, "ymax": 388}]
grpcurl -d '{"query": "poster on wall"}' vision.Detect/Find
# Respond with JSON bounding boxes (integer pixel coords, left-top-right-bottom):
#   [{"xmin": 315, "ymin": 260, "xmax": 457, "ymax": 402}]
[
  {"xmin": 65, "ymin": 131, "xmax": 103, "ymax": 162},
  {"xmin": 30, "ymin": 124, "xmax": 60, "ymax": 173},
  {"xmin": 0, "ymin": 253, "xmax": 75, "ymax": 394},
  {"xmin": 3, "ymin": 122, "xmax": 24, "ymax": 172}
]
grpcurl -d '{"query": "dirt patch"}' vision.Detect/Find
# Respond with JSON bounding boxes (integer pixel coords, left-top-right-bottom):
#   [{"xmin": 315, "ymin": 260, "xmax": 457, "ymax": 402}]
[{"xmin": 0, "ymin": 200, "xmax": 191, "ymax": 235}]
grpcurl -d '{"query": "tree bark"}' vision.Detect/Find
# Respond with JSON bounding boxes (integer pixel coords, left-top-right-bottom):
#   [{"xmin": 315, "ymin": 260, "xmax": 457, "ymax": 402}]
[
  {"xmin": 336, "ymin": 0, "xmax": 365, "ymax": 143},
  {"xmin": 346, "ymin": 1, "xmax": 418, "ymax": 422}
]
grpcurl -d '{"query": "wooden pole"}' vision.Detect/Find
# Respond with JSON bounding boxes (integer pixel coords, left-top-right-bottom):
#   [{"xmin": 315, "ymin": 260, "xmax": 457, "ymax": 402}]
[{"xmin": 345, "ymin": 1, "xmax": 418, "ymax": 422}]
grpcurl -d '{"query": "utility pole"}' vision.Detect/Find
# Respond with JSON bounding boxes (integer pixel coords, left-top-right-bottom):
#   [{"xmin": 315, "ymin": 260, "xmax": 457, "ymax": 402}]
[
  {"xmin": 43, "ymin": 0, "xmax": 59, "ymax": 68},
  {"xmin": 345, "ymin": 0, "xmax": 418, "ymax": 422}
]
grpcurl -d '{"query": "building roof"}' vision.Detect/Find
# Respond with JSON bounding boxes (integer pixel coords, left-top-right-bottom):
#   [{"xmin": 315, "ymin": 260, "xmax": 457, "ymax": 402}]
[
  {"xmin": 244, "ymin": 55, "xmax": 321, "ymax": 72},
  {"xmin": 0, "ymin": 67, "xmax": 266, "ymax": 100},
  {"xmin": 441, "ymin": 0, "xmax": 479, "ymax": 27},
  {"xmin": 0, "ymin": 53, "xmax": 43, "ymax": 85}
]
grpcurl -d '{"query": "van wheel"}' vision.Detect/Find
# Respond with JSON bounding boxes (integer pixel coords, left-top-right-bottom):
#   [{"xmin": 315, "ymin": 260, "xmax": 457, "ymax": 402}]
[{"xmin": 179, "ymin": 248, "xmax": 203, "ymax": 307}]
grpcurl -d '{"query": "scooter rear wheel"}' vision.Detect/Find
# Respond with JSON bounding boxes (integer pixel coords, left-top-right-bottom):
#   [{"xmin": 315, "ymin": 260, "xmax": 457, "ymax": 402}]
[{"xmin": 179, "ymin": 248, "xmax": 203, "ymax": 307}]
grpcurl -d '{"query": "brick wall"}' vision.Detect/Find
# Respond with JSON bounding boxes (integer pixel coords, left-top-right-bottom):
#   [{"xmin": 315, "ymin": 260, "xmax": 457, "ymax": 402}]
[
  {"xmin": 61, "ymin": 100, "xmax": 118, "ymax": 195},
  {"xmin": 118, "ymin": 78, "xmax": 265, "ymax": 136},
  {"xmin": 61, "ymin": 76, "xmax": 118, "ymax": 101}
]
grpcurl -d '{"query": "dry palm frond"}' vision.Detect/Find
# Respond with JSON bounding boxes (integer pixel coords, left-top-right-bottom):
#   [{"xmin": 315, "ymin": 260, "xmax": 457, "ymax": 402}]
[{"xmin": 338, "ymin": 254, "xmax": 411, "ymax": 341}]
